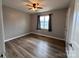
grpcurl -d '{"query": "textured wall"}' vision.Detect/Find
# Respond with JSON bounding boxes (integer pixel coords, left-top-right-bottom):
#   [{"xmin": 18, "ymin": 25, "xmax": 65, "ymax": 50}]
[
  {"xmin": 3, "ymin": 6, "xmax": 31, "ymax": 40},
  {"xmin": 30, "ymin": 9, "xmax": 67, "ymax": 40}
]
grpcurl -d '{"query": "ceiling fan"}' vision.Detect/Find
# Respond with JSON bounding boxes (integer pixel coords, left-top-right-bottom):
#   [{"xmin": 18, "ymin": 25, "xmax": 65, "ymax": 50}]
[{"xmin": 24, "ymin": 0, "xmax": 43, "ymax": 11}]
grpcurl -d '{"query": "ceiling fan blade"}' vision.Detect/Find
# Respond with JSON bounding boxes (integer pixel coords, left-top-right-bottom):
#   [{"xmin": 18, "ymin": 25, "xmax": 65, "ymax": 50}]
[
  {"xmin": 29, "ymin": 0, "xmax": 36, "ymax": 3},
  {"xmin": 23, "ymin": 2, "xmax": 32, "ymax": 6},
  {"xmin": 29, "ymin": 0, "xmax": 43, "ymax": 3},
  {"xmin": 30, "ymin": 0, "xmax": 39, "ymax": 3},
  {"xmin": 26, "ymin": 4, "xmax": 33, "ymax": 7},
  {"xmin": 37, "ymin": 7, "xmax": 43, "ymax": 9},
  {"xmin": 28, "ymin": 8, "xmax": 32, "ymax": 10}
]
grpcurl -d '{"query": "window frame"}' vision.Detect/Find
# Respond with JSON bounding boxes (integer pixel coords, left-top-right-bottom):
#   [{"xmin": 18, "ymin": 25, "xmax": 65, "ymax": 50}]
[{"xmin": 39, "ymin": 15, "xmax": 49, "ymax": 30}]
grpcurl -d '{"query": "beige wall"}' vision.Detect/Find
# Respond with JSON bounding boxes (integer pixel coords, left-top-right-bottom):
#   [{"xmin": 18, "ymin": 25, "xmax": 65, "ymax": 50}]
[
  {"xmin": 3, "ymin": 6, "xmax": 31, "ymax": 40},
  {"xmin": 2, "ymin": 5, "xmax": 67, "ymax": 41},
  {"xmin": 30, "ymin": 9, "xmax": 67, "ymax": 39}
]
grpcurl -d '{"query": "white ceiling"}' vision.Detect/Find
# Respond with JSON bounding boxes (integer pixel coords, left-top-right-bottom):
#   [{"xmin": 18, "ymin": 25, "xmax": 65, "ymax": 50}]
[{"xmin": 2, "ymin": 0, "xmax": 71, "ymax": 13}]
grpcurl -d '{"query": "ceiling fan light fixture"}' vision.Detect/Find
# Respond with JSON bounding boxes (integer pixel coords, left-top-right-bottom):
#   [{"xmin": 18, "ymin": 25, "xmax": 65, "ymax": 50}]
[
  {"xmin": 32, "ymin": 8, "xmax": 37, "ymax": 11},
  {"xmin": 24, "ymin": 0, "xmax": 43, "ymax": 11}
]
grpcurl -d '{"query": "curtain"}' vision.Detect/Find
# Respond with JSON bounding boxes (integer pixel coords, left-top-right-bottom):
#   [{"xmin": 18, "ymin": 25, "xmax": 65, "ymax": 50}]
[
  {"xmin": 37, "ymin": 15, "xmax": 40, "ymax": 30},
  {"xmin": 48, "ymin": 14, "xmax": 52, "ymax": 32}
]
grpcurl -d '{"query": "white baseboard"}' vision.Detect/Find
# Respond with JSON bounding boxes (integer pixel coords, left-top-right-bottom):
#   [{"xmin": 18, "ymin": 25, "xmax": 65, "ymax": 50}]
[
  {"xmin": 4, "ymin": 33, "xmax": 31, "ymax": 42},
  {"xmin": 5, "ymin": 32, "xmax": 65, "ymax": 42},
  {"xmin": 30, "ymin": 32, "xmax": 65, "ymax": 41}
]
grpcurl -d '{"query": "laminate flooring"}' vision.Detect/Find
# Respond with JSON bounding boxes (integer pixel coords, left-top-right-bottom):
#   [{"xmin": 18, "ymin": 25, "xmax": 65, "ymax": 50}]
[{"xmin": 5, "ymin": 34, "xmax": 66, "ymax": 58}]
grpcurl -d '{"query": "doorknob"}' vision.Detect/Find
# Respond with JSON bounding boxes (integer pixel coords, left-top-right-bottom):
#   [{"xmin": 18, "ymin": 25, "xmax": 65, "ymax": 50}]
[
  {"xmin": 69, "ymin": 43, "xmax": 72, "ymax": 47},
  {"xmin": 69, "ymin": 43, "xmax": 74, "ymax": 50}
]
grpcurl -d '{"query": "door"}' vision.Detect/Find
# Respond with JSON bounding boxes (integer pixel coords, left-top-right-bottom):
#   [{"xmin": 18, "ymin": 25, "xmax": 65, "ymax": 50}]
[
  {"xmin": 66, "ymin": 0, "xmax": 79, "ymax": 58},
  {"xmin": 66, "ymin": 0, "xmax": 75, "ymax": 57},
  {"xmin": 72, "ymin": 0, "xmax": 79, "ymax": 57}
]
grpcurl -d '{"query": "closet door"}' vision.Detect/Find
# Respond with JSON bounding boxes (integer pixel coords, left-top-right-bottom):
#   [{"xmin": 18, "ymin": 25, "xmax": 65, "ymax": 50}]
[
  {"xmin": 66, "ymin": 0, "xmax": 75, "ymax": 57},
  {"xmin": 72, "ymin": 0, "xmax": 79, "ymax": 57},
  {"xmin": 67, "ymin": 0, "xmax": 79, "ymax": 58}
]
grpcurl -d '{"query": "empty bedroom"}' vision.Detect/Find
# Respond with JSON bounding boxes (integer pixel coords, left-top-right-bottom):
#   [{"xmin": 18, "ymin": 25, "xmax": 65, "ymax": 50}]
[{"xmin": 1, "ymin": 0, "xmax": 78, "ymax": 58}]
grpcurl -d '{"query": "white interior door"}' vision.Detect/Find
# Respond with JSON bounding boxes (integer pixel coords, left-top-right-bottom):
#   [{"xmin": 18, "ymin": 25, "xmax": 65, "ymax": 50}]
[
  {"xmin": 72, "ymin": 0, "xmax": 79, "ymax": 57},
  {"xmin": 66, "ymin": 0, "xmax": 75, "ymax": 57},
  {"xmin": 66, "ymin": 0, "xmax": 79, "ymax": 58}
]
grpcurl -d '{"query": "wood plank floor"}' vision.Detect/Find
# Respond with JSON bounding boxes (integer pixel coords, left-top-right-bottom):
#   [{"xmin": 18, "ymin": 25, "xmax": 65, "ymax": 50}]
[{"xmin": 5, "ymin": 34, "xmax": 66, "ymax": 58}]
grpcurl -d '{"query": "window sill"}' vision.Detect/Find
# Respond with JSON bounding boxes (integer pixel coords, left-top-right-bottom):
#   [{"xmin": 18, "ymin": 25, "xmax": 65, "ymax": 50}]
[{"xmin": 37, "ymin": 29, "xmax": 48, "ymax": 32}]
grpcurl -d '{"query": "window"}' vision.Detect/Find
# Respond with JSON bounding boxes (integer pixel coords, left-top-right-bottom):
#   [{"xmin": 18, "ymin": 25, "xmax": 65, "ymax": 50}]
[
  {"xmin": 40, "ymin": 15, "xmax": 49, "ymax": 30},
  {"xmin": 37, "ymin": 14, "xmax": 52, "ymax": 32}
]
